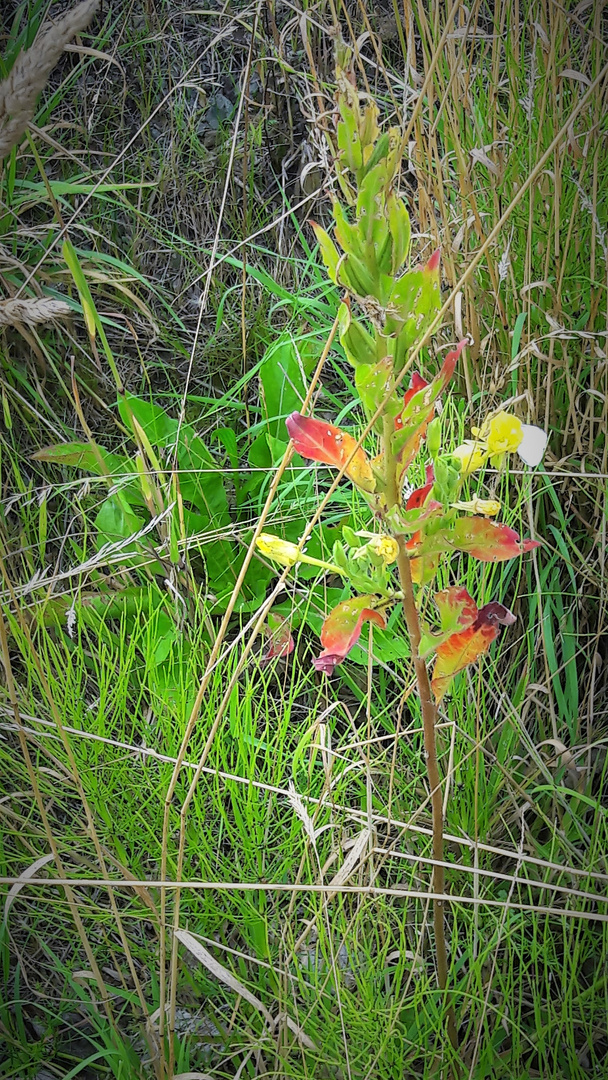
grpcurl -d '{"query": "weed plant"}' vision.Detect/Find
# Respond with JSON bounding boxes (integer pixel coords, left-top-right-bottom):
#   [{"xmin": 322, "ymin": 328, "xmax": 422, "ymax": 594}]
[{"xmin": 0, "ymin": 2, "xmax": 607, "ymax": 1079}]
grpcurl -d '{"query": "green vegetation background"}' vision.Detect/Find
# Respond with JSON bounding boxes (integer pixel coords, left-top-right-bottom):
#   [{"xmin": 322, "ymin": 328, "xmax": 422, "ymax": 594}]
[{"xmin": 0, "ymin": 1, "xmax": 606, "ymax": 1078}]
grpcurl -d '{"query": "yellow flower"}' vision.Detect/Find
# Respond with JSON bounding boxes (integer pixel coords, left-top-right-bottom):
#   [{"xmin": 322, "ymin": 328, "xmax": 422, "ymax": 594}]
[
  {"xmin": 472, "ymin": 411, "xmax": 523, "ymax": 455},
  {"xmin": 368, "ymin": 534, "xmax": 399, "ymax": 564},
  {"xmin": 256, "ymin": 533, "xmax": 343, "ymax": 575},
  {"xmin": 256, "ymin": 533, "xmax": 301, "ymax": 566},
  {"xmin": 451, "ymin": 498, "xmax": 501, "ymax": 517},
  {"xmin": 452, "ymin": 441, "xmax": 487, "ymax": 476},
  {"xmin": 352, "ymin": 531, "xmax": 399, "ymax": 565}
]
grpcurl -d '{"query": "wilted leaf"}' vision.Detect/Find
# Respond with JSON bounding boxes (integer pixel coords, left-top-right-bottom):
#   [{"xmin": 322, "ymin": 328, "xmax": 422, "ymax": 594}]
[
  {"xmin": 431, "ymin": 601, "xmax": 516, "ymax": 702},
  {"xmin": 286, "ymin": 412, "xmax": 376, "ymax": 493},
  {"xmin": 261, "ymin": 612, "xmax": 294, "ymax": 664},
  {"xmin": 313, "ymin": 595, "xmax": 386, "ymax": 675},
  {"xmin": 434, "ymin": 586, "xmax": 478, "ymax": 634}
]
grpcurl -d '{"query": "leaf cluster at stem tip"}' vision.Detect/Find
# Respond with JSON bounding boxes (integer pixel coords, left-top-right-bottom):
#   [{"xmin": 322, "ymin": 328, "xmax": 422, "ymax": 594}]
[{"xmin": 258, "ymin": 44, "xmax": 546, "ymax": 694}]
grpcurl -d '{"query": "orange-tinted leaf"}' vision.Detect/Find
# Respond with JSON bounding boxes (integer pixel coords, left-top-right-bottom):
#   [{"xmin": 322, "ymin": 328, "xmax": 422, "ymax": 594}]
[
  {"xmin": 452, "ymin": 518, "xmax": 541, "ymax": 562},
  {"xmin": 433, "ymin": 586, "xmax": 478, "ymax": 635},
  {"xmin": 286, "ymin": 412, "xmax": 376, "ymax": 493},
  {"xmin": 431, "ymin": 601, "xmax": 516, "ymax": 702},
  {"xmin": 313, "ymin": 595, "xmax": 386, "ymax": 675},
  {"xmin": 261, "ymin": 612, "xmax": 294, "ymax": 664}
]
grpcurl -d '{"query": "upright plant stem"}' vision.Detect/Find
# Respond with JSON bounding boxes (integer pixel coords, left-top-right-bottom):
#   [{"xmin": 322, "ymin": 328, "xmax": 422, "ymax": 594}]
[{"xmin": 383, "ymin": 421, "xmax": 458, "ymax": 1051}]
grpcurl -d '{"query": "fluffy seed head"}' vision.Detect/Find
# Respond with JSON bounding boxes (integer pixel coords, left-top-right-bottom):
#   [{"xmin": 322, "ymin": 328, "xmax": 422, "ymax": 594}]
[{"xmin": 0, "ymin": 0, "xmax": 100, "ymax": 160}]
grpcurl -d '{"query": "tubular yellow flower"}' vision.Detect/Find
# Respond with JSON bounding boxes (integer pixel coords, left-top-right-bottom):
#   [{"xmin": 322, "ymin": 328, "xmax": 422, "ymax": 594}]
[
  {"xmin": 451, "ymin": 498, "xmax": 501, "ymax": 517},
  {"xmin": 256, "ymin": 533, "xmax": 301, "ymax": 566},
  {"xmin": 452, "ymin": 441, "xmax": 487, "ymax": 476},
  {"xmin": 256, "ymin": 533, "xmax": 343, "ymax": 574},
  {"xmin": 472, "ymin": 411, "xmax": 523, "ymax": 455}
]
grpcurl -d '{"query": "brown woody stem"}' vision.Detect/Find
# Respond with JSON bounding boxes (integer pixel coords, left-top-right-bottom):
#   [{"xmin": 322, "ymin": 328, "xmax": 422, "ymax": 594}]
[{"xmin": 383, "ymin": 418, "xmax": 458, "ymax": 1051}]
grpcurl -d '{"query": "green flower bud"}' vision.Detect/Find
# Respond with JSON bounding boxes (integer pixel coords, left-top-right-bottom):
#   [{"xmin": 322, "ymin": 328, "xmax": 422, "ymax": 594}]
[{"xmin": 426, "ymin": 417, "xmax": 442, "ymax": 458}]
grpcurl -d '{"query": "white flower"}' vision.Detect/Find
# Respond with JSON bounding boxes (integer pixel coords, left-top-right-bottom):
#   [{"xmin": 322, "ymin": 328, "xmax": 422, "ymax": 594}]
[{"xmin": 517, "ymin": 424, "xmax": 548, "ymax": 467}]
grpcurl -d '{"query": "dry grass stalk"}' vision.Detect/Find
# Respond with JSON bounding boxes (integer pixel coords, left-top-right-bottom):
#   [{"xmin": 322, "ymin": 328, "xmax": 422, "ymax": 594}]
[
  {"xmin": 0, "ymin": 0, "xmax": 100, "ymax": 160},
  {"xmin": 0, "ymin": 296, "xmax": 71, "ymax": 326}
]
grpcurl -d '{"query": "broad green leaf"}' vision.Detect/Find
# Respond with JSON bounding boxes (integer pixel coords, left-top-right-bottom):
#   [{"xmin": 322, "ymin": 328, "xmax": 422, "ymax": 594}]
[
  {"xmin": 177, "ymin": 430, "xmax": 229, "ymax": 523},
  {"xmin": 259, "ymin": 339, "xmax": 316, "ymax": 438},
  {"xmin": 118, "ymin": 392, "xmax": 178, "ymax": 447},
  {"xmin": 32, "ymin": 441, "xmax": 128, "ymax": 478}
]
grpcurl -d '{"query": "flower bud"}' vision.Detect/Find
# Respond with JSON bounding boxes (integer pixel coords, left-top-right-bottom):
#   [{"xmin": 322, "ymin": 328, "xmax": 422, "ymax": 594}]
[
  {"xmin": 452, "ymin": 441, "xmax": 487, "ymax": 476},
  {"xmin": 426, "ymin": 417, "xmax": 442, "ymax": 457}
]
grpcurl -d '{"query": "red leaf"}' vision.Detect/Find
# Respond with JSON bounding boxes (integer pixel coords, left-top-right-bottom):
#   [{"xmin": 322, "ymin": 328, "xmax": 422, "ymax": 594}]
[
  {"xmin": 261, "ymin": 612, "xmax": 294, "ymax": 665},
  {"xmin": 452, "ymin": 518, "xmax": 541, "ymax": 562},
  {"xmin": 395, "ymin": 373, "xmax": 428, "ymax": 429},
  {"xmin": 426, "ymin": 248, "xmax": 441, "ymax": 274},
  {"xmin": 431, "ymin": 601, "xmax": 516, "ymax": 702},
  {"xmin": 393, "ymin": 342, "xmax": 465, "ymax": 479},
  {"xmin": 405, "ymin": 465, "xmax": 436, "ymax": 510},
  {"xmin": 286, "ymin": 412, "xmax": 376, "ymax": 493},
  {"xmin": 438, "ymin": 339, "xmax": 467, "ymax": 388},
  {"xmin": 313, "ymin": 595, "xmax": 386, "ymax": 675}
]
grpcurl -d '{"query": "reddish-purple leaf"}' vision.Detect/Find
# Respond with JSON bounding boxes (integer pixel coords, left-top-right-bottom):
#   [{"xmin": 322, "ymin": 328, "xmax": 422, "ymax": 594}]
[
  {"xmin": 313, "ymin": 595, "xmax": 386, "ymax": 675},
  {"xmin": 286, "ymin": 412, "xmax": 376, "ymax": 493}
]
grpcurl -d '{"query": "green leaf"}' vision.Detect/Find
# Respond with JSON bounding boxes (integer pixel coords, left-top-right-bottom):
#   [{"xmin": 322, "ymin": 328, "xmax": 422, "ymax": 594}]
[
  {"xmin": 177, "ymin": 429, "xmax": 229, "ymax": 522},
  {"xmin": 118, "ymin": 392, "xmax": 178, "ymax": 447},
  {"xmin": 310, "ymin": 221, "xmax": 340, "ymax": 283},
  {"xmin": 356, "ymin": 358, "xmax": 402, "ymax": 431},
  {"xmin": 339, "ymin": 251, "xmax": 378, "ymax": 299},
  {"xmin": 386, "ymin": 194, "xmax": 411, "ymax": 274},
  {"xmin": 93, "ymin": 495, "xmax": 164, "ymax": 573},
  {"xmin": 32, "ymin": 441, "xmax": 128, "ymax": 477},
  {"xmin": 152, "ymin": 614, "xmax": 178, "ymax": 666},
  {"xmin": 356, "ymin": 162, "xmax": 388, "ymax": 252},
  {"xmin": 259, "ymin": 338, "xmax": 316, "ymax": 438},
  {"xmin": 337, "ymin": 98, "xmax": 363, "ymax": 173},
  {"xmin": 338, "ymin": 301, "xmax": 377, "ymax": 367}
]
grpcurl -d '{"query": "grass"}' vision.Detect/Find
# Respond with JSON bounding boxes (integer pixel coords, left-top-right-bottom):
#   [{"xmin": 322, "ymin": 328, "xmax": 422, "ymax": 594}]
[{"xmin": 1, "ymin": 0, "xmax": 607, "ymax": 1078}]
